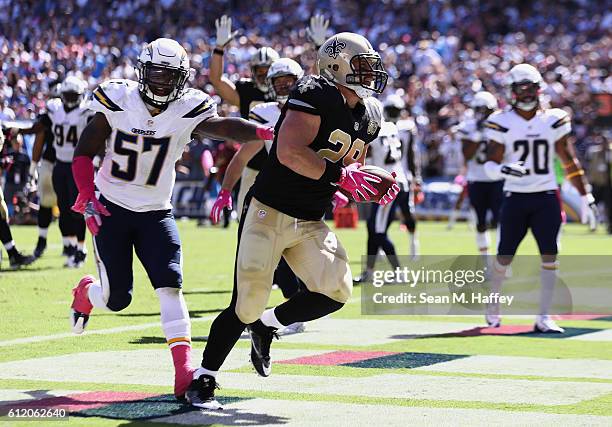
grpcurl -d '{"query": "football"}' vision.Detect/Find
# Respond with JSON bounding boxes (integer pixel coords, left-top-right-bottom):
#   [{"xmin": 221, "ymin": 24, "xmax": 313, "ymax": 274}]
[{"xmin": 340, "ymin": 164, "xmax": 397, "ymax": 203}]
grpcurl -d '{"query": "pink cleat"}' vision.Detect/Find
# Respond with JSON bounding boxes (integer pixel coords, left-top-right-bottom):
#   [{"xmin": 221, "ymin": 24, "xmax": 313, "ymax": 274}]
[
  {"xmin": 70, "ymin": 275, "xmax": 95, "ymax": 334},
  {"xmin": 175, "ymin": 367, "xmax": 196, "ymax": 401}
]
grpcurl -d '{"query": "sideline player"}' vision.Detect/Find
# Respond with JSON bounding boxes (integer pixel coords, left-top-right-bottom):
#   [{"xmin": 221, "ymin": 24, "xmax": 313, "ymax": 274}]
[
  {"xmin": 187, "ymin": 32, "xmax": 398, "ymax": 409},
  {"xmin": 483, "ymin": 64, "xmax": 598, "ymax": 333},
  {"xmin": 17, "ymin": 77, "xmax": 93, "ymax": 267},
  {"xmin": 68, "ymin": 38, "xmax": 273, "ymax": 400},
  {"xmin": 460, "ymin": 91, "xmax": 502, "ymax": 257}
]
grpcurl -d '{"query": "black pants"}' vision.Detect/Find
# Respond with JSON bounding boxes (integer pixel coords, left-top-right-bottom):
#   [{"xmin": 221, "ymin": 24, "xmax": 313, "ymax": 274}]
[{"xmin": 52, "ymin": 161, "xmax": 85, "ymax": 241}]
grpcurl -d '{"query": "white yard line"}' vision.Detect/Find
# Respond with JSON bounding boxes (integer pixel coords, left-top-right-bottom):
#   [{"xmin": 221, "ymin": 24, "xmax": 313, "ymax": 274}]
[{"xmin": 0, "ymin": 315, "xmax": 216, "ymax": 348}]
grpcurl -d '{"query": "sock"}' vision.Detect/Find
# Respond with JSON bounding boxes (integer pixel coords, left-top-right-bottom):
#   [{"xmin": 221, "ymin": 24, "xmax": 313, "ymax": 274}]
[
  {"xmin": 3, "ymin": 240, "xmax": 15, "ymax": 251},
  {"xmin": 488, "ymin": 259, "xmax": 507, "ymax": 317},
  {"xmin": 274, "ymin": 290, "xmax": 344, "ymax": 325},
  {"xmin": 77, "ymin": 241, "xmax": 86, "ymax": 252},
  {"xmin": 38, "ymin": 206, "xmax": 52, "ymax": 229},
  {"xmin": 201, "ymin": 307, "xmax": 247, "ymax": 372},
  {"xmin": 38, "ymin": 227, "xmax": 49, "ymax": 239},
  {"xmin": 0, "ymin": 219, "xmax": 13, "ymax": 245},
  {"xmin": 447, "ymin": 209, "xmax": 458, "ymax": 228},
  {"xmin": 194, "ymin": 366, "xmax": 218, "ymax": 379},
  {"xmin": 156, "ymin": 287, "xmax": 192, "ymax": 394},
  {"xmin": 540, "ymin": 262, "xmax": 558, "ymax": 316},
  {"xmin": 409, "ymin": 232, "xmax": 419, "ymax": 257},
  {"xmin": 68, "ymin": 236, "xmax": 78, "ymax": 247},
  {"xmin": 476, "ymin": 231, "xmax": 490, "ymax": 255},
  {"xmin": 62, "ymin": 237, "xmax": 71, "ymax": 247},
  {"xmin": 261, "ymin": 308, "xmax": 285, "ymax": 329},
  {"xmin": 87, "ymin": 281, "xmax": 111, "ymax": 311}
]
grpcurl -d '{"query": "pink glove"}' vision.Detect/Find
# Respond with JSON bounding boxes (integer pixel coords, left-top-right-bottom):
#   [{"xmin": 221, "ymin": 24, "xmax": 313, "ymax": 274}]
[
  {"xmin": 71, "ymin": 156, "xmax": 110, "ymax": 236},
  {"xmin": 210, "ymin": 189, "xmax": 232, "ymax": 224},
  {"xmin": 332, "ymin": 191, "xmax": 349, "ymax": 212},
  {"xmin": 379, "ymin": 172, "xmax": 400, "ymax": 206},
  {"xmin": 337, "ymin": 163, "xmax": 382, "ymax": 202},
  {"xmin": 255, "ymin": 126, "xmax": 274, "ymax": 140}
]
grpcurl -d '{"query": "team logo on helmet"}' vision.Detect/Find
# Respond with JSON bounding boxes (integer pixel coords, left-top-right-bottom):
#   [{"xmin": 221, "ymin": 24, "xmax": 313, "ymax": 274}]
[{"xmin": 325, "ymin": 38, "xmax": 346, "ymax": 59}]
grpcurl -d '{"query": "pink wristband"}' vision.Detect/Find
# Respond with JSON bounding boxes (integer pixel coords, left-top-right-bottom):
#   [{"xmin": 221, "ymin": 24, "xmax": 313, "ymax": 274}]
[
  {"xmin": 72, "ymin": 156, "xmax": 96, "ymax": 195},
  {"xmin": 255, "ymin": 126, "xmax": 274, "ymax": 140}
]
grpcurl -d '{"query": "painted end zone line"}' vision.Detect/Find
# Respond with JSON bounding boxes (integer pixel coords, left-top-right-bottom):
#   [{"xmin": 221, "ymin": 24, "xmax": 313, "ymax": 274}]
[{"xmin": 0, "ymin": 315, "xmax": 216, "ymax": 348}]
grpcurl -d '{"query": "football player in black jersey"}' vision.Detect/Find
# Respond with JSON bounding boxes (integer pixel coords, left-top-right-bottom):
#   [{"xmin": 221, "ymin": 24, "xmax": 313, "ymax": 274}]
[
  {"xmin": 209, "ymin": 15, "xmax": 279, "ymax": 197},
  {"xmin": 187, "ymin": 32, "xmax": 398, "ymax": 409}
]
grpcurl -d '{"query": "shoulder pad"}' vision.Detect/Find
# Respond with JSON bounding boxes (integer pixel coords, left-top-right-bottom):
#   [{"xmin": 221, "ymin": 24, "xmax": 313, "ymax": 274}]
[
  {"xmin": 378, "ymin": 120, "xmax": 398, "ymax": 137},
  {"xmin": 180, "ymin": 89, "xmax": 216, "ymax": 119},
  {"xmin": 396, "ymin": 118, "xmax": 415, "ymax": 132},
  {"xmin": 363, "ymin": 97, "xmax": 383, "ymax": 129},
  {"xmin": 249, "ymin": 102, "xmax": 279, "ymax": 124},
  {"xmin": 91, "ymin": 80, "xmax": 132, "ymax": 112},
  {"xmin": 46, "ymin": 98, "xmax": 62, "ymax": 113},
  {"xmin": 482, "ymin": 113, "xmax": 509, "ymax": 133},
  {"xmin": 548, "ymin": 108, "xmax": 571, "ymax": 129},
  {"xmin": 457, "ymin": 119, "xmax": 476, "ymax": 136}
]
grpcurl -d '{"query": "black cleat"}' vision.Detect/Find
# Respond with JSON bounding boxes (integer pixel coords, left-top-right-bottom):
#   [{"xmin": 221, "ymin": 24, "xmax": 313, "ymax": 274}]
[
  {"xmin": 9, "ymin": 251, "xmax": 35, "ymax": 269},
  {"xmin": 34, "ymin": 237, "xmax": 47, "ymax": 258},
  {"xmin": 185, "ymin": 374, "xmax": 222, "ymax": 409},
  {"xmin": 247, "ymin": 321, "xmax": 278, "ymax": 377},
  {"xmin": 62, "ymin": 245, "xmax": 76, "ymax": 257},
  {"xmin": 353, "ymin": 270, "xmax": 372, "ymax": 285}
]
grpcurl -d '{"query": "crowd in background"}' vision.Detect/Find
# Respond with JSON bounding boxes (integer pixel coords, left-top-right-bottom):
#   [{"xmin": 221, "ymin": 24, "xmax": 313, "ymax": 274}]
[{"xmin": 0, "ymin": 0, "xmax": 610, "ymax": 218}]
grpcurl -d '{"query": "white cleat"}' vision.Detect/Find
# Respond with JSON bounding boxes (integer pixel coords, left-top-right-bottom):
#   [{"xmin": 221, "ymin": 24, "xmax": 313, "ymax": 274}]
[
  {"xmin": 279, "ymin": 322, "xmax": 305, "ymax": 336},
  {"xmin": 534, "ymin": 315, "xmax": 565, "ymax": 333},
  {"xmin": 485, "ymin": 313, "xmax": 501, "ymax": 328}
]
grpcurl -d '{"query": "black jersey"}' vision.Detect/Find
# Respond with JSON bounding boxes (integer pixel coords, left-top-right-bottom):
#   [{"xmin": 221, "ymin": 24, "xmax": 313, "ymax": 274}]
[
  {"xmin": 253, "ymin": 75, "xmax": 382, "ymax": 220},
  {"xmin": 37, "ymin": 113, "xmax": 56, "ymax": 163},
  {"xmin": 236, "ymin": 79, "xmax": 274, "ymax": 171}
]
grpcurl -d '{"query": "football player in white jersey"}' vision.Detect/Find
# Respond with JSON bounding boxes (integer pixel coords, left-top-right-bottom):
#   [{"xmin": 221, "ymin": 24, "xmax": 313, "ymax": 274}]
[
  {"xmin": 459, "ymin": 91, "xmax": 502, "ymax": 258},
  {"xmin": 483, "ymin": 64, "xmax": 598, "ymax": 333},
  {"xmin": 16, "ymin": 77, "xmax": 93, "ymax": 267},
  {"xmin": 68, "ymin": 38, "xmax": 273, "ymax": 401},
  {"xmin": 353, "ymin": 101, "xmax": 405, "ymax": 283}
]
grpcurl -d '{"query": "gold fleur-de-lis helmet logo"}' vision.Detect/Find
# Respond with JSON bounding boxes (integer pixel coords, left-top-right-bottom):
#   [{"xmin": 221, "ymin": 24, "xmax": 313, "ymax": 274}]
[{"xmin": 325, "ymin": 38, "xmax": 346, "ymax": 59}]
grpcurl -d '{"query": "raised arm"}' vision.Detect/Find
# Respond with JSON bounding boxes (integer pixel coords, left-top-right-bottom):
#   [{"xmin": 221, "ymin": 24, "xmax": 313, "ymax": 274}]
[{"xmin": 209, "ymin": 15, "xmax": 241, "ymax": 107}]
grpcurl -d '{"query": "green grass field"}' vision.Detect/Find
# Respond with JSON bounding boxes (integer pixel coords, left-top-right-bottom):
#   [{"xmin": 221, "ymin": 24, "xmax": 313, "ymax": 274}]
[{"xmin": 0, "ymin": 220, "xmax": 611, "ymax": 426}]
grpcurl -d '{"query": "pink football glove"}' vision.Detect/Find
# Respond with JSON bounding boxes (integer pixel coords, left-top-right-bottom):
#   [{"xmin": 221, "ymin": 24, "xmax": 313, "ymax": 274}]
[
  {"xmin": 255, "ymin": 126, "xmax": 274, "ymax": 140},
  {"xmin": 337, "ymin": 163, "xmax": 382, "ymax": 202},
  {"xmin": 332, "ymin": 191, "xmax": 349, "ymax": 212},
  {"xmin": 379, "ymin": 172, "xmax": 400, "ymax": 206},
  {"xmin": 210, "ymin": 189, "xmax": 232, "ymax": 224},
  {"xmin": 71, "ymin": 156, "xmax": 110, "ymax": 236}
]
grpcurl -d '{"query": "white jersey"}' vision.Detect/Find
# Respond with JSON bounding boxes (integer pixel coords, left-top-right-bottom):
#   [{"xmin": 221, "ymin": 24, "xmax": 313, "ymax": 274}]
[
  {"xmin": 397, "ymin": 118, "xmax": 417, "ymax": 183},
  {"xmin": 46, "ymin": 98, "xmax": 93, "ymax": 162},
  {"xmin": 484, "ymin": 108, "xmax": 571, "ymax": 193},
  {"xmin": 457, "ymin": 118, "xmax": 498, "ymax": 182},
  {"xmin": 89, "ymin": 79, "xmax": 217, "ymax": 211},
  {"xmin": 248, "ymin": 101, "xmax": 280, "ymax": 153},
  {"xmin": 367, "ymin": 120, "xmax": 408, "ymax": 190}
]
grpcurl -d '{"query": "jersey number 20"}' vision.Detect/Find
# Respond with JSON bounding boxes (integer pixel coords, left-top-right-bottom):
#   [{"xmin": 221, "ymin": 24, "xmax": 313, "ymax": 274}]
[
  {"xmin": 513, "ymin": 139, "xmax": 549, "ymax": 175},
  {"xmin": 111, "ymin": 130, "xmax": 170, "ymax": 186}
]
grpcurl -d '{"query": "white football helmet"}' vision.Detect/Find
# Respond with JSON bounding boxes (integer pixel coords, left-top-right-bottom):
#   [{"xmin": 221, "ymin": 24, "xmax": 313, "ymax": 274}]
[
  {"xmin": 250, "ymin": 47, "xmax": 280, "ymax": 92},
  {"xmin": 266, "ymin": 58, "xmax": 304, "ymax": 103},
  {"xmin": 382, "ymin": 93, "xmax": 406, "ymax": 122},
  {"xmin": 136, "ymin": 38, "xmax": 190, "ymax": 108},
  {"xmin": 60, "ymin": 76, "xmax": 86, "ymax": 108},
  {"xmin": 507, "ymin": 63, "xmax": 543, "ymax": 111},
  {"xmin": 471, "ymin": 91, "xmax": 498, "ymax": 122},
  {"xmin": 317, "ymin": 32, "xmax": 388, "ymax": 99}
]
